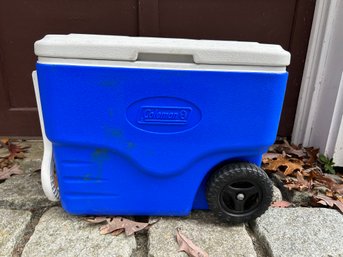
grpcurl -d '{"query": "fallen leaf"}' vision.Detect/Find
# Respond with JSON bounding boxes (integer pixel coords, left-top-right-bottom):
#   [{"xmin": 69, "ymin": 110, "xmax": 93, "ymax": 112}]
[
  {"xmin": 7, "ymin": 142, "xmax": 30, "ymax": 160},
  {"xmin": 298, "ymin": 167, "xmax": 343, "ymax": 194},
  {"xmin": 86, "ymin": 217, "xmax": 108, "ymax": 224},
  {"xmin": 304, "ymin": 147, "xmax": 319, "ymax": 166},
  {"xmin": 302, "ymin": 167, "xmax": 323, "ymax": 185},
  {"xmin": 317, "ymin": 200, "xmax": 329, "ymax": 206},
  {"xmin": 262, "ymin": 153, "xmax": 282, "ymax": 160},
  {"xmin": 0, "ymin": 147, "xmax": 10, "ymax": 159},
  {"xmin": 314, "ymin": 174, "xmax": 337, "ymax": 190},
  {"xmin": 296, "ymin": 171, "xmax": 311, "ymax": 190},
  {"xmin": 86, "ymin": 217, "xmax": 155, "ymax": 236},
  {"xmin": 268, "ymin": 140, "xmax": 307, "ymax": 158},
  {"xmin": 325, "ymin": 190, "xmax": 334, "ymax": 197},
  {"xmin": 0, "ymin": 164, "xmax": 23, "ymax": 180},
  {"xmin": 100, "ymin": 217, "xmax": 149, "ymax": 236},
  {"xmin": 284, "ymin": 183, "xmax": 301, "ymax": 191},
  {"xmin": 263, "ymin": 155, "xmax": 304, "ymax": 176},
  {"xmin": 111, "ymin": 228, "xmax": 124, "ymax": 236},
  {"xmin": 332, "ymin": 184, "xmax": 343, "ymax": 194},
  {"xmin": 176, "ymin": 228, "xmax": 208, "ymax": 257},
  {"xmin": 0, "ymin": 159, "xmax": 12, "ymax": 169},
  {"xmin": 0, "ymin": 138, "xmax": 9, "ymax": 145},
  {"xmin": 264, "ymin": 142, "xmax": 343, "ymax": 213},
  {"xmin": 313, "ymin": 195, "xmax": 343, "ymax": 213},
  {"xmin": 144, "ymin": 218, "xmax": 161, "ymax": 230},
  {"xmin": 287, "ymin": 148, "xmax": 307, "ymax": 158},
  {"xmin": 302, "ymin": 166, "xmax": 322, "ymax": 176},
  {"xmin": 284, "ymin": 175, "xmax": 312, "ymax": 192},
  {"xmin": 271, "ymin": 201, "xmax": 292, "ymax": 208}
]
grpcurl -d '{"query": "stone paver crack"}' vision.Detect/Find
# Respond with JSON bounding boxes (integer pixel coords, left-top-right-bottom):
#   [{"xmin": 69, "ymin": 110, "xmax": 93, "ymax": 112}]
[
  {"xmin": 0, "ymin": 209, "xmax": 32, "ymax": 257},
  {"xmin": 245, "ymin": 223, "xmax": 270, "ymax": 257},
  {"xmin": 131, "ymin": 231, "xmax": 149, "ymax": 257},
  {"xmin": 11, "ymin": 208, "xmax": 47, "ymax": 257}
]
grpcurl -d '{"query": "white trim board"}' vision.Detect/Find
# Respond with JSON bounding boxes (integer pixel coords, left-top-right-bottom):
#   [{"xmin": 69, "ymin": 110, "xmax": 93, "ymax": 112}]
[{"xmin": 292, "ymin": 0, "xmax": 343, "ymax": 166}]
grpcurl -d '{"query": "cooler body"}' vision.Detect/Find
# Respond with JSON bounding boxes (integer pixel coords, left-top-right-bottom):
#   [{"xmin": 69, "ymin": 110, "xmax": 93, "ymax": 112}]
[{"xmin": 34, "ymin": 34, "xmax": 290, "ymax": 215}]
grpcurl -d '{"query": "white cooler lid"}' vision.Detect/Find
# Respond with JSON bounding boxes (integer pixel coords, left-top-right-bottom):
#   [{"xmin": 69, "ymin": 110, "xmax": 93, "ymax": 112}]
[{"xmin": 35, "ymin": 34, "xmax": 290, "ymax": 67}]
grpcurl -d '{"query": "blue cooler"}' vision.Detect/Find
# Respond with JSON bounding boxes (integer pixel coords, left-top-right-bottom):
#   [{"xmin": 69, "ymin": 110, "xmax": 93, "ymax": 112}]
[{"xmin": 33, "ymin": 34, "xmax": 290, "ymax": 223}]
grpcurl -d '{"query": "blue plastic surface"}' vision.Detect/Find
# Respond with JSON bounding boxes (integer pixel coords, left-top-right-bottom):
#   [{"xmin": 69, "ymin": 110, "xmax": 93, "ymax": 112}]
[{"xmin": 36, "ymin": 64, "xmax": 288, "ymax": 216}]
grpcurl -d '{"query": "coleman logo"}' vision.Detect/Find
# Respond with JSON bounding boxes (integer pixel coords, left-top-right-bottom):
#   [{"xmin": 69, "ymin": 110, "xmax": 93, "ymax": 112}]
[
  {"xmin": 138, "ymin": 106, "xmax": 191, "ymax": 124},
  {"xmin": 126, "ymin": 96, "xmax": 201, "ymax": 133}
]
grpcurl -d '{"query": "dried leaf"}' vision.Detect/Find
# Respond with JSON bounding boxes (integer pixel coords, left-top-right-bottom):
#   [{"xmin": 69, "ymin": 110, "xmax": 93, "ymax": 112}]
[
  {"xmin": 86, "ymin": 217, "xmax": 108, "ymax": 224},
  {"xmin": 326, "ymin": 173, "xmax": 343, "ymax": 183},
  {"xmin": 99, "ymin": 217, "xmax": 150, "ymax": 236},
  {"xmin": 263, "ymin": 155, "xmax": 304, "ymax": 175},
  {"xmin": 176, "ymin": 228, "xmax": 208, "ymax": 257},
  {"xmin": 0, "ymin": 138, "xmax": 9, "ymax": 145},
  {"xmin": 287, "ymin": 148, "xmax": 307, "ymax": 158},
  {"xmin": 325, "ymin": 190, "xmax": 334, "ymax": 197},
  {"xmin": 304, "ymin": 147, "xmax": 319, "ymax": 165},
  {"xmin": 262, "ymin": 153, "xmax": 282, "ymax": 160},
  {"xmin": 0, "ymin": 148, "xmax": 10, "ymax": 159},
  {"xmin": 313, "ymin": 195, "xmax": 343, "ymax": 213},
  {"xmin": 111, "ymin": 228, "xmax": 124, "ymax": 236},
  {"xmin": 0, "ymin": 164, "xmax": 23, "ymax": 180},
  {"xmin": 0, "ymin": 159, "xmax": 12, "ymax": 169},
  {"xmin": 315, "ymin": 174, "xmax": 337, "ymax": 190},
  {"xmin": 7, "ymin": 142, "xmax": 30, "ymax": 160},
  {"xmin": 332, "ymin": 184, "xmax": 343, "ymax": 194},
  {"xmin": 268, "ymin": 140, "xmax": 306, "ymax": 158},
  {"xmin": 283, "ymin": 173, "xmax": 313, "ymax": 192},
  {"xmin": 296, "ymin": 171, "xmax": 310, "ymax": 190},
  {"xmin": 284, "ymin": 183, "xmax": 301, "ymax": 191},
  {"xmin": 264, "ymin": 142, "xmax": 343, "ymax": 213},
  {"xmin": 144, "ymin": 218, "xmax": 161, "ymax": 230},
  {"xmin": 14, "ymin": 152, "xmax": 26, "ymax": 159},
  {"xmin": 271, "ymin": 201, "xmax": 292, "ymax": 208},
  {"xmin": 303, "ymin": 166, "xmax": 323, "ymax": 178},
  {"xmin": 318, "ymin": 200, "xmax": 329, "ymax": 206},
  {"xmin": 86, "ymin": 216, "xmax": 156, "ymax": 236},
  {"xmin": 15, "ymin": 142, "xmax": 31, "ymax": 149}
]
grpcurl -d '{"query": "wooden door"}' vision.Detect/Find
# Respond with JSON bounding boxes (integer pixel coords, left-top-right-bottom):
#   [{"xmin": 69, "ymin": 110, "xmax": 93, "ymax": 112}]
[{"xmin": 0, "ymin": 0, "xmax": 315, "ymax": 137}]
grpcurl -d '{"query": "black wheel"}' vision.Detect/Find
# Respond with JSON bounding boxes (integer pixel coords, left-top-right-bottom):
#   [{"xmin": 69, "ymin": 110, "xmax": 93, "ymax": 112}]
[{"xmin": 206, "ymin": 162, "xmax": 273, "ymax": 224}]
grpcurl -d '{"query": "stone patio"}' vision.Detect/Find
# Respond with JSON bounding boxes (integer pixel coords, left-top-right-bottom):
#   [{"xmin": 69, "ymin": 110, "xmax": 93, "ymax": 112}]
[{"xmin": 1, "ymin": 140, "xmax": 343, "ymax": 257}]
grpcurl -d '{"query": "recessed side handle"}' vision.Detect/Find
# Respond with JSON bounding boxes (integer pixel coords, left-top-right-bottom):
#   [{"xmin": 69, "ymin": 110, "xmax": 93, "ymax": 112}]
[{"xmin": 137, "ymin": 53, "xmax": 195, "ymax": 63}]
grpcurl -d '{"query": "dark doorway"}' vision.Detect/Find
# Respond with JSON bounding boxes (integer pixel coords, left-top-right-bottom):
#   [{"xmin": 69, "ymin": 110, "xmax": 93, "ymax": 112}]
[{"xmin": 0, "ymin": 0, "xmax": 316, "ymax": 137}]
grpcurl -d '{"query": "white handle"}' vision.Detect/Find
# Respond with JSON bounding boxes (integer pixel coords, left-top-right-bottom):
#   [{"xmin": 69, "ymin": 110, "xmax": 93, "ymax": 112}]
[{"xmin": 32, "ymin": 71, "xmax": 59, "ymax": 201}]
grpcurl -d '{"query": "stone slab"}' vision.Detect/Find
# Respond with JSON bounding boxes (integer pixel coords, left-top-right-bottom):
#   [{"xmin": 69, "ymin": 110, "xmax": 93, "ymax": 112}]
[
  {"xmin": 22, "ymin": 207, "xmax": 137, "ymax": 257},
  {"xmin": 0, "ymin": 172, "xmax": 57, "ymax": 210},
  {"xmin": 252, "ymin": 207, "xmax": 343, "ymax": 257},
  {"xmin": 148, "ymin": 211, "xmax": 256, "ymax": 257},
  {"xmin": 0, "ymin": 209, "xmax": 32, "ymax": 257}
]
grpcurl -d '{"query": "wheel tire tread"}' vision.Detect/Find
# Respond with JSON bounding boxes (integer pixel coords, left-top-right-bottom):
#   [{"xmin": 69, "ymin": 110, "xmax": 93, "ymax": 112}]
[{"xmin": 206, "ymin": 162, "xmax": 273, "ymax": 224}]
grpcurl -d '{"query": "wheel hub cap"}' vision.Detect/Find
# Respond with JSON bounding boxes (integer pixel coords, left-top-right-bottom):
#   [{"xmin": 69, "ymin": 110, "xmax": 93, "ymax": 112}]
[
  {"xmin": 236, "ymin": 193, "xmax": 245, "ymax": 200},
  {"xmin": 220, "ymin": 181, "xmax": 262, "ymax": 215}
]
